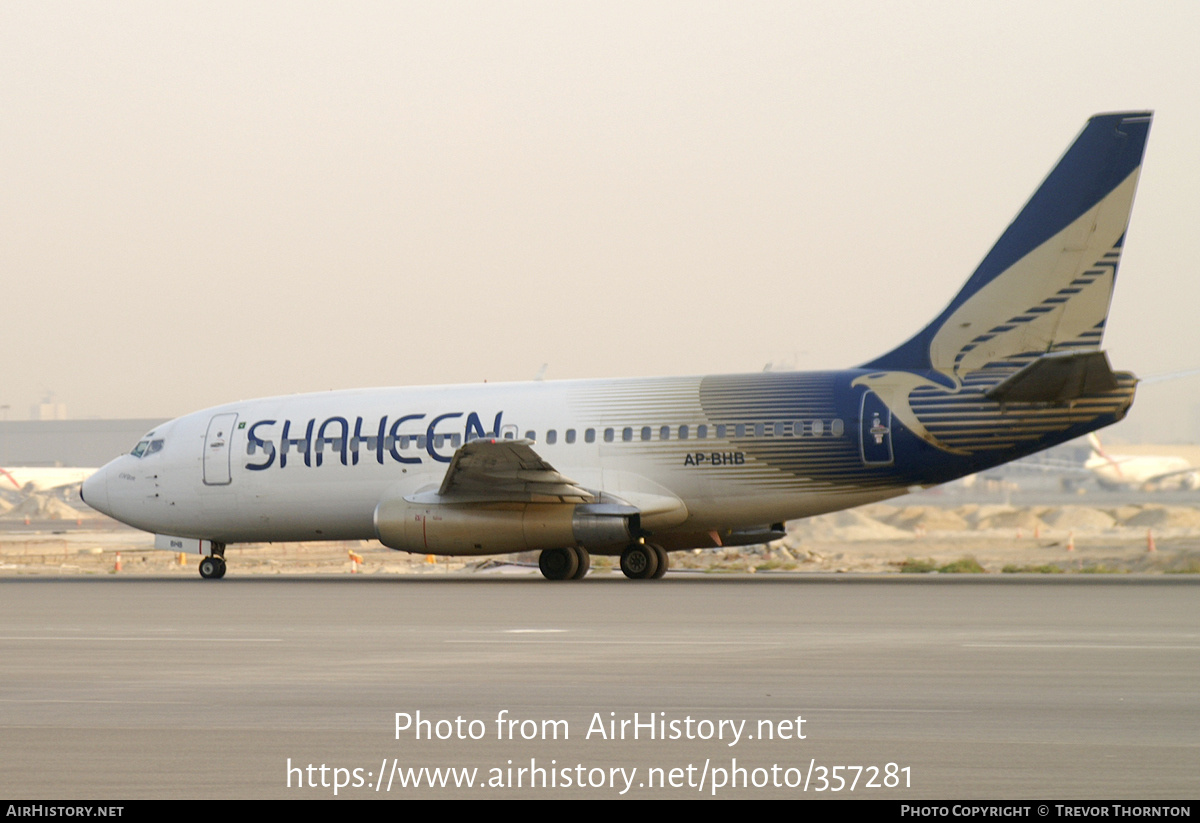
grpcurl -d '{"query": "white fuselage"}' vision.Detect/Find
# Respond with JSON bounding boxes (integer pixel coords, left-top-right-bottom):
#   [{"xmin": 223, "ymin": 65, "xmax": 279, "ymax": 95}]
[{"xmin": 81, "ymin": 374, "xmax": 900, "ymax": 549}]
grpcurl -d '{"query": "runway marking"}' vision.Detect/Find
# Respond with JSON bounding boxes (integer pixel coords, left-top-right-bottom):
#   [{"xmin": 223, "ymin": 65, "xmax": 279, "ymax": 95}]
[
  {"xmin": 503, "ymin": 629, "xmax": 567, "ymax": 634},
  {"xmin": 804, "ymin": 708, "xmax": 970, "ymax": 713},
  {"xmin": 445, "ymin": 639, "xmax": 768, "ymax": 645},
  {"xmin": 0, "ymin": 636, "xmax": 283, "ymax": 642},
  {"xmin": 964, "ymin": 643, "xmax": 1200, "ymax": 650},
  {"xmin": 0, "ymin": 698, "xmax": 190, "ymax": 705}
]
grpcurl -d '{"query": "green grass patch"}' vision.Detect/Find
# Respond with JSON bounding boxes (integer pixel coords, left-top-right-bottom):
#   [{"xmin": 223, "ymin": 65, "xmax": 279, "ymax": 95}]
[
  {"xmin": 937, "ymin": 556, "xmax": 986, "ymax": 574},
  {"xmin": 898, "ymin": 556, "xmax": 986, "ymax": 573},
  {"xmin": 897, "ymin": 557, "xmax": 938, "ymax": 573},
  {"xmin": 1078, "ymin": 563, "xmax": 1125, "ymax": 574},
  {"xmin": 1002, "ymin": 564, "xmax": 1064, "ymax": 574}
]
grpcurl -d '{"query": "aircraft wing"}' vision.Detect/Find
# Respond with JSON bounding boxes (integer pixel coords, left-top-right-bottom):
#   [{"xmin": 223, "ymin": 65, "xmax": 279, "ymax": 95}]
[
  {"xmin": 0, "ymin": 467, "xmax": 96, "ymax": 495},
  {"xmin": 402, "ymin": 439, "xmax": 691, "ymax": 528},
  {"xmin": 1093, "ymin": 460, "xmax": 1200, "ymax": 486},
  {"xmin": 407, "ymin": 439, "xmax": 596, "ymax": 504},
  {"xmin": 1141, "ymin": 467, "xmax": 1200, "ymax": 484},
  {"xmin": 996, "ymin": 456, "xmax": 1093, "ymax": 477}
]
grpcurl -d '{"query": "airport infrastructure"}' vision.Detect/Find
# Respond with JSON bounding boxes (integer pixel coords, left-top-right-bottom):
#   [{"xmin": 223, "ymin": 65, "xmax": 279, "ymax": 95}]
[{"xmin": 0, "ymin": 419, "xmax": 163, "ymax": 467}]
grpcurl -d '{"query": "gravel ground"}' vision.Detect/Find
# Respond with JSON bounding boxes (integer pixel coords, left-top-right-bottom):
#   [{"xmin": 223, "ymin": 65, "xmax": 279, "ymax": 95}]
[{"xmin": 3, "ymin": 499, "xmax": 1199, "ymax": 576}]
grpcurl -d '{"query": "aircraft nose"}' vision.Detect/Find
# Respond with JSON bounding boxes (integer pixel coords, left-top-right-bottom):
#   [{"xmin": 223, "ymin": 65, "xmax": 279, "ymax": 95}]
[{"xmin": 81, "ymin": 464, "xmax": 112, "ymax": 517}]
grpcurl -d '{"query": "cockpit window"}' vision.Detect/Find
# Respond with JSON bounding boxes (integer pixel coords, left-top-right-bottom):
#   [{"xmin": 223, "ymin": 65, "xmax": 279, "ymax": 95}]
[{"xmin": 130, "ymin": 439, "xmax": 165, "ymax": 458}]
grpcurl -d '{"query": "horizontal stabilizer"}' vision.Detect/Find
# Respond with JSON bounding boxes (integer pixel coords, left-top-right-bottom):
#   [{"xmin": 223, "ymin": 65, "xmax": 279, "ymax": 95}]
[{"xmin": 984, "ymin": 350, "xmax": 1119, "ymax": 403}]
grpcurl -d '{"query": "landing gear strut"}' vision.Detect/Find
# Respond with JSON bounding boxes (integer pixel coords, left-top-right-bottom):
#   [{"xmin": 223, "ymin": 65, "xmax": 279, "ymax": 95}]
[{"xmin": 198, "ymin": 544, "xmax": 227, "ymax": 579}]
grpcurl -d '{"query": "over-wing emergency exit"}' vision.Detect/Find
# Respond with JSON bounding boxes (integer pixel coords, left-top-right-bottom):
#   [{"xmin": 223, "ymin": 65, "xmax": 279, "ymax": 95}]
[{"xmin": 82, "ymin": 112, "xmax": 1154, "ymax": 580}]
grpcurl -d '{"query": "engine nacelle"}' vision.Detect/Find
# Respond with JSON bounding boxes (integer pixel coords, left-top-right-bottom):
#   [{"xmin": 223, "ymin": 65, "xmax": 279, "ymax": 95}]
[{"xmin": 374, "ymin": 499, "xmax": 637, "ymax": 556}]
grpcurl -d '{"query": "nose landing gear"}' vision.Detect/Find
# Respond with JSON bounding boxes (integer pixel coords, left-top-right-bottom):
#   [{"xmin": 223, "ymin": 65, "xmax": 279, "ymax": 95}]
[{"xmin": 198, "ymin": 544, "xmax": 227, "ymax": 579}]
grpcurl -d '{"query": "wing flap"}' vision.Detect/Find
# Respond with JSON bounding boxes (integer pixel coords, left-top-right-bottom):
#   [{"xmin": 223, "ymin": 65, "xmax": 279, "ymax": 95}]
[{"xmin": 426, "ymin": 438, "xmax": 595, "ymax": 503}]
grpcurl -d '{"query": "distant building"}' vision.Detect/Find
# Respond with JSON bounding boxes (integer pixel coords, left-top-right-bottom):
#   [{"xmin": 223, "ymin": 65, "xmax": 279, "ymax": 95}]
[
  {"xmin": 0, "ymin": 419, "xmax": 166, "ymax": 467},
  {"xmin": 31, "ymin": 402, "xmax": 68, "ymax": 421}
]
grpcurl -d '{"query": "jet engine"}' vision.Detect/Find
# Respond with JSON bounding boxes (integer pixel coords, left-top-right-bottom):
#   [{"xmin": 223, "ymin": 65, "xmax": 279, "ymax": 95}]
[{"xmin": 374, "ymin": 498, "xmax": 637, "ymax": 556}]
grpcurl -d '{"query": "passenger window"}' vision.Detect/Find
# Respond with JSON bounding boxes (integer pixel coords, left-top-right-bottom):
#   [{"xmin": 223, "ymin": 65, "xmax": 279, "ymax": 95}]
[
  {"xmin": 603, "ymin": 428, "xmax": 614, "ymax": 443},
  {"xmin": 756, "ymin": 423, "xmax": 765, "ymax": 438},
  {"xmin": 811, "ymin": 420, "xmax": 824, "ymax": 436},
  {"xmin": 716, "ymin": 424, "xmax": 726, "ymax": 439},
  {"xmin": 525, "ymin": 430, "xmax": 536, "ymax": 441},
  {"xmin": 696, "ymin": 425, "xmax": 707, "ymax": 439},
  {"xmin": 831, "ymin": 419, "xmax": 845, "ymax": 437},
  {"xmin": 641, "ymin": 427, "xmax": 651, "ymax": 441},
  {"xmin": 659, "ymin": 426, "xmax": 670, "ymax": 441},
  {"xmin": 679, "ymin": 425, "xmax": 689, "ymax": 440},
  {"xmin": 622, "ymin": 427, "xmax": 633, "ymax": 442},
  {"xmin": 566, "ymin": 429, "xmax": 576, "ymax": 444},
  {"xmin": 587, "ymin": 429, "xmax": 596, "ymax": 443},
  {"xmin": 735, "ymin": 424, "xmax": 746, "ymax": 438},
  {"xmin": 546, "ymin": 430, "xmax": 557, "ymax": 445}
]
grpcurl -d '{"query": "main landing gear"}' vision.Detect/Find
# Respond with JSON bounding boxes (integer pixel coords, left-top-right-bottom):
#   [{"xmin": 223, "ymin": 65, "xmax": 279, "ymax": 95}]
[
  {"xmin": 536, "ymin": 543, "xmax": 670, "ymax": 580},
  {"xmin": 620, "ymin": 542, "xmax": 668, "ymax": 580},
  {"xmin": 198, "ymin": 544, "xmax": 227, "ymax": 579},
  {"xmin": 538, "ymin": 546, "xmax": 591, "ymax": 580}
]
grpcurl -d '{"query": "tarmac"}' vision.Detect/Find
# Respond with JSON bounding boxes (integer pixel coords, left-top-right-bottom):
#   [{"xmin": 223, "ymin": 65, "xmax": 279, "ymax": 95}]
[{"xmin": 2, "ymin": 574, "xmax": 1197, "ymax": 798}]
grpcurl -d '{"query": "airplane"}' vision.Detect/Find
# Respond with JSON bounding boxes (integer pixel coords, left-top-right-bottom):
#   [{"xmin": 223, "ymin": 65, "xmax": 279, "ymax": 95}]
[
  {"xmin": 0, "ymin": 467, "xmax": 96, "ymax": 496},
  {"xmin": 82, "ymin": 111, "xmax": 1153, "ymax": 580},
  {"xmin": 1084, "ymin": 434, "xmax": 1200, "ymax": 491}
]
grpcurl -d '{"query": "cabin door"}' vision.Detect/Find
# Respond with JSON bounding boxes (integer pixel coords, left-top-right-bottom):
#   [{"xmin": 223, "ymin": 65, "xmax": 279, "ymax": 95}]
[{"xmin": 203, "ymin": 413, "xmax": 238, "ymax": 486}]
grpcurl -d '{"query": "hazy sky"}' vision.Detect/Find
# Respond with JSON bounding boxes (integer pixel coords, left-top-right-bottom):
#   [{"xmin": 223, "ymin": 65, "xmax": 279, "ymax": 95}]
[{"xmin": 3, "ymin": 2, "xmax": 1198, "ymax": 442}]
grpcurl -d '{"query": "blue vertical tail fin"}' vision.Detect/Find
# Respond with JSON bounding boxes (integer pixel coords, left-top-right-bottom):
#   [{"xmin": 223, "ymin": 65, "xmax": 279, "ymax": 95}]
[{"xmin": 863, "ymin": 112, "xmax": 1152, "ymax": 380}]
